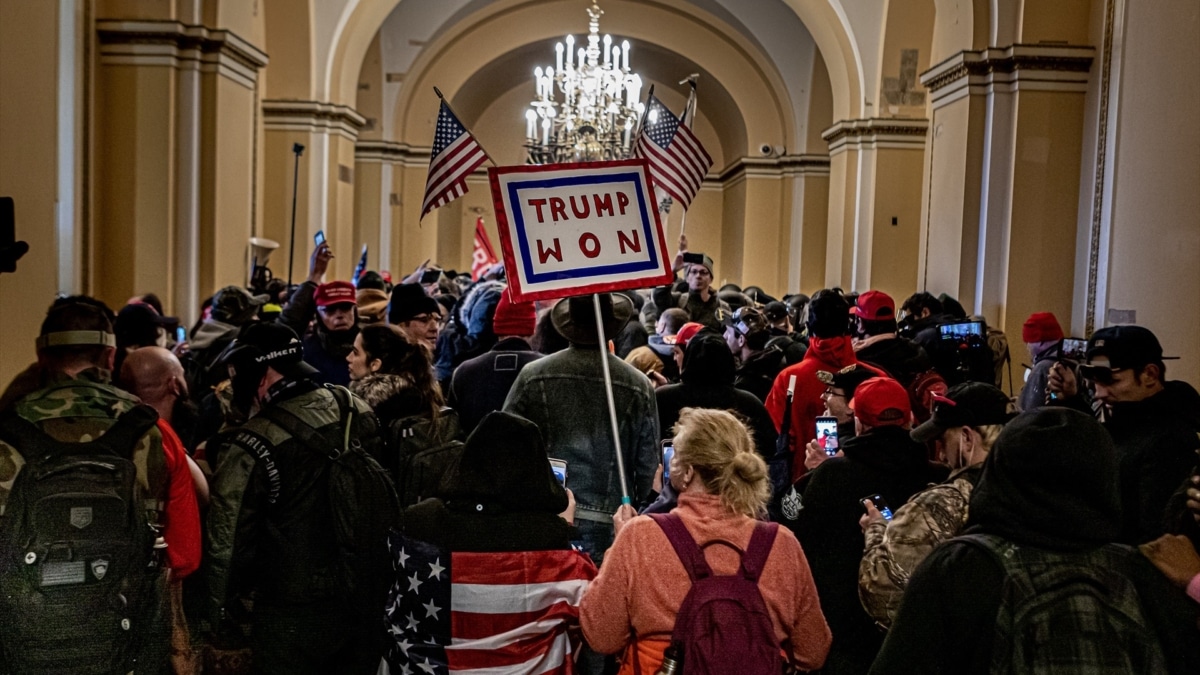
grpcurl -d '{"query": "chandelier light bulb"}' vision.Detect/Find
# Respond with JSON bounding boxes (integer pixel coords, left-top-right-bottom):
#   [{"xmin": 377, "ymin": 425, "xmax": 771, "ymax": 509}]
[{"xmin": 525, "ymin": 3, "xmax": 642, "ymax": 163}]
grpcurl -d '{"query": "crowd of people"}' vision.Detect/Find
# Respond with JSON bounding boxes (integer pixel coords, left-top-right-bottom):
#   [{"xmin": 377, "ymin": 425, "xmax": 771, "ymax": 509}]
[{"xmin": 0, "ymin": 234, "xmax": 1197, "ymax": 675}]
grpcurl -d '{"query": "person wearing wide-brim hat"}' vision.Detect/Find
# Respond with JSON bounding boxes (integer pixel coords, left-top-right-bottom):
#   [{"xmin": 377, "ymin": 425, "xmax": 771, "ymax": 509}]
[
  {"xmin": 504, "ymin": 292, "xmax": 659, "ymax": 564},
  {"xmin": 549, "ymin": 292, "xmax": 635, "ymax": 346}
]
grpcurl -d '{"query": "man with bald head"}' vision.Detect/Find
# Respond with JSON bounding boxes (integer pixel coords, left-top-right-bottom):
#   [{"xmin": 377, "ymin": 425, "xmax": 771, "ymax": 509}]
[{"xmin": 120, "ymin": 346, "xmax": 205, "ymax": 671}]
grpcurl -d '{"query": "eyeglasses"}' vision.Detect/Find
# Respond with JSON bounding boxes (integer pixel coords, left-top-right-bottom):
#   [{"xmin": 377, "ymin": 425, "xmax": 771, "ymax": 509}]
[
  {"xmin": 406, "ymin": 313, "xmax": 440, "ymax": 324},
  {"xmin": 822, "ymin": 388, "xmax": 845, "ymax": 399},
  {"xmin": 1079, "ymin": 365, "xmax": 1126, "ymax": 385}
]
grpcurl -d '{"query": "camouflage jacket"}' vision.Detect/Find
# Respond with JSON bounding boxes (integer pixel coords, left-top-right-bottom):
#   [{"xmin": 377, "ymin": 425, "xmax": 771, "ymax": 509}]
[
  {"xmin": 858, "ymin": 464, "xmax": 982, "ymax": 628},
  {"xmin": 0, "ymin": 368, "xmax": 169, "ymax": 522}
]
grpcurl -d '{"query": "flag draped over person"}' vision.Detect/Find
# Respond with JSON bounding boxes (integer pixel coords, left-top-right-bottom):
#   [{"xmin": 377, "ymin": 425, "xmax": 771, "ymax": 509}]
[
  {"xmin": 382, "ymin": 533, "xmax": 596, "ymax": 675},
  {"xmin": 632, "ymin": 92, "xmax": 713, "ymax": 209},
  {"xmin": 421, "ymin": 99, "xmax": 489, "ymax": 219},
  {"xmin": 470, "ymin": 217, "xmax": 498, "ymax": 281}
]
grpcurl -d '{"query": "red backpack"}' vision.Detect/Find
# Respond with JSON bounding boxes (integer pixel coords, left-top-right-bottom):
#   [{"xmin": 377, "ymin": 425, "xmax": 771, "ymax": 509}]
[{"xmin": 649, "ymin": 514, "xmax": 783, "ymax": 675}]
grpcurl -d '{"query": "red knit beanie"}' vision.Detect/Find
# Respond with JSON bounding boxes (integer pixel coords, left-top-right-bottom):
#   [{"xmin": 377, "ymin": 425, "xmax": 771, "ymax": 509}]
[
  {"xmin": 1022, "ymin": 312, "xmax": 1064, "ymax": 343},
  {"xmin": 492, "ymin": 288, "xmax": 536, "ymax": 337}
]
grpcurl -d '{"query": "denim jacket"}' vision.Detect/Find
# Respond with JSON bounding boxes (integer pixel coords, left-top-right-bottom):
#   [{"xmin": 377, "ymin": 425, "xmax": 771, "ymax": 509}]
[{"xmin": 503, "ymin": 345, "xmax": 660, "ymax": 523}]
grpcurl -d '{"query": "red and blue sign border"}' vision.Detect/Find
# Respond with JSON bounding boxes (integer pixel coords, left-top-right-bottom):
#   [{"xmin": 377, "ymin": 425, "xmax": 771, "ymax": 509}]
[{"xmin": 488, "ymin": 159, "xmax": 674, "ymax": 303}]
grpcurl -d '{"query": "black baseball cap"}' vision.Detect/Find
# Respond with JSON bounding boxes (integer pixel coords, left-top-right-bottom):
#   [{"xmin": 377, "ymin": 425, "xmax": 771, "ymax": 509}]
[
  {"xmin": 763, "ymin": 301, "xmax": 789, "ymax": 323},
  {"xmin": 219, "ymin": 322, "xmax": 318, "ymax": 379},
  {"xmin": 911, "ymin": 381, "xmax": 1015, "ymax": 443},
  {"xmin": 1084, "ymin": 325, "xmax": 1175, "ymax": 370},
  {"xmin": 816, "ymin": 364, "xmax": 878, "ymax": 400}
]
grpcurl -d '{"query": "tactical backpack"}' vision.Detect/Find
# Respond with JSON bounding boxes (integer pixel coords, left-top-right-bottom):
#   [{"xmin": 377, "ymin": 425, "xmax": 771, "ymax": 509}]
[
  {"xmin": 649, "ymin": 514, "xmax": 783, "ymax": 675},
  {"xmin": 0, "ymin": 405, "xmax": 168, "ymax": 675},
  {"xmin": 390, "ymin": 408, "xmax": 464, "ymax": 507},
  {"xmin": 261, "ymin": 385, "xmax": 399, "ymax": 614},
  {"xmin": 958, "ymin": 533, "xmax": 1166, "ymax": 675}
]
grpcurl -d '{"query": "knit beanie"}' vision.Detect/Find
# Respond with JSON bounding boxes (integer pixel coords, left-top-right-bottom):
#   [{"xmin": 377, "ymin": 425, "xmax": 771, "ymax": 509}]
[
  {"xmin": 492, "ymin": 288, "xmax": 536, "ymax": 337},
  {"xmin": 1022, "ymin": 312, "xmax": 1063, "ymax": 344}
]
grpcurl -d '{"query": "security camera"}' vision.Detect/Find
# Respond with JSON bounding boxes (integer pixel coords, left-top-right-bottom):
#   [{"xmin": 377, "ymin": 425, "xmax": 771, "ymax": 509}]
[{"xmin": 759, "ymin": 144, "xmax": 773, "ymax": 157}]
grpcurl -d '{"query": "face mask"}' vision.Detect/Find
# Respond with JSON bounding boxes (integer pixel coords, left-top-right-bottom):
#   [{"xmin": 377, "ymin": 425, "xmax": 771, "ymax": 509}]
[{"xmin": 228, "ymin": 360, "xmax": 266, "ymax": 419}]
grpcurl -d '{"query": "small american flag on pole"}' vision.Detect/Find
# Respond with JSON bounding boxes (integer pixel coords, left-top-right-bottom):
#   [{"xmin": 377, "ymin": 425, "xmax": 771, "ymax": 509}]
[
  {"xmin": 421, "ymin": 100, "xmax": 489, "ymax": 220},
  {"xmin": 632, "ymin": 94, "xmax": 713, "ymax": 209},
  {"xmin": 382, "ymin": 533, "xmax": 597, "ymax": 675}
]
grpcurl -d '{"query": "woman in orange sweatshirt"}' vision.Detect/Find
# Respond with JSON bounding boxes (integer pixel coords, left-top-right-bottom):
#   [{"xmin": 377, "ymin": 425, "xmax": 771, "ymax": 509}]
[{"xmin": 580, "ymin": 407, "xmax": 832, "ymax": 674}]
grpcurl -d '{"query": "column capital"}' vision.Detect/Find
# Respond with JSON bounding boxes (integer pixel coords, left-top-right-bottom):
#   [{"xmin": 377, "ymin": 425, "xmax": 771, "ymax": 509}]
[
  {"xmin": 821, "ymin": 118, "xmax": 929, "ymax": 155},
  {"xmin": 96, "ymin": 20, "xmax": 268, "ymax": 89},
  {"xmin": 921, "ymin": 44, "xmax": 1095, "ymax": 107},
  {"xmin": 355, "ymin": 140, "xmax": 430, "ymax": 167},
  {"xmin": 262, "ymin": 100, "xmax": 367, "ymax": 142}
]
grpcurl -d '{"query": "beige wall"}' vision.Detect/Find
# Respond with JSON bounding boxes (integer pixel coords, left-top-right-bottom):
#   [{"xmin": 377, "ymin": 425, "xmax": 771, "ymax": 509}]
[
  {"xmin": 869, "ymin": 148, "xmax": 925, "ymax": 299},
  {"xmin": 1096, "ymin": 0, "xmax": 1200, "ymax": 385},
  {"xmin": 0, "ymin": 0, "xmax": 64, "ymax": 386}
]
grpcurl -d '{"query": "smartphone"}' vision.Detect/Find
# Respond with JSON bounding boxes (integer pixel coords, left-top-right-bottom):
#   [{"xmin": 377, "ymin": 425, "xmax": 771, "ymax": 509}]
[
  {"xmin": 815, "ymin": 416, "xmax": 839, "ymax": 456},
  {"xmin": 1061, "ymin": 337, "xmax": 1088, "ymax": 362},
  {"xmin": 862, "ymin": 494, "xmax": 894, "ymax": 520},
  {"xmin": 661, "ymin": 440, "xmax": 675, "ymax": 483},
  {"xmin": 549, "ymin": 458, "xmax": 567, "ymax": 487},
  {"xmin": 420, "ymin": 267, "xmax": 442, "ymax": 285},
  {"xmin": 682, "ymin": 252, "xmax": 706, "ymax": 265},
  {"xmin": 175, "ymin": 326, "xmax": 187, "ymax": 344},
  {"xmin": 314, "ymin": 230, "xmax": 326, "ymax": 247}
]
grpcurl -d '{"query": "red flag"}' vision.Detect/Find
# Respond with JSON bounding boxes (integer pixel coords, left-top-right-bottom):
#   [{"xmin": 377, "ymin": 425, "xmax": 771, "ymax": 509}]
[
  {"xmin": 422, "ymin": 101, "xmax": 489, "ymax": 219},
  {"xmin": 471, "ymin": 217, "xmax": 498, "ymax": 281}
]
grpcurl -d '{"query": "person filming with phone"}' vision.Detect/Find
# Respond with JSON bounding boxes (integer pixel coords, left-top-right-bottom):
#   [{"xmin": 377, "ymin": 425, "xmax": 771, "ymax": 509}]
[
  {"xmin": 647, "ymin": 235, "xmax": 731, "ymax": 332},
  {"xmin": 858, "ymin": 382, "xmax": 1015, "ymax": 628},
  {"xmin": 1046, "ymin": 325, "xmax": 1200, "ymax": 544},
  {"xmin": 788, "ymin": 377, "xmax": 946, "ymax": 674}
]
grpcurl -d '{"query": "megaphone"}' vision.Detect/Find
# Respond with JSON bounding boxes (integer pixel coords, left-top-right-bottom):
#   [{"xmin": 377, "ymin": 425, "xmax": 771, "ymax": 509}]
[{"xmin": 249, "ymin": 237, "xmax": 280, "ymax": 265}]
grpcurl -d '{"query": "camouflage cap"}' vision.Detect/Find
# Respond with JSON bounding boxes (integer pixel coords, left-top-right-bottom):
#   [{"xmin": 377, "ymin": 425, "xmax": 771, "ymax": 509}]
[{"xmin": 212, "ymin": 286, "xmax": 270, "ymax": 325}]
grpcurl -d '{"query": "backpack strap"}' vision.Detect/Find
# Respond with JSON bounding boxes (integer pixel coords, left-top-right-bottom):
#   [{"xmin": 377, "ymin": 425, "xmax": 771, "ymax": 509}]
[
  {"xmin": 738, "ymin": 521, "xmax": 779, "ymax": 582},
  {"xmin": 260, "ymin": 387, "xmax": 351, "ymax": 460},
  {"xmin": 649, "ymin": 513, "xmax": 713, "ymax": 582},
  {"xmin": 0, "ymin": 404, "xmax": 158, "ymax": 463}
]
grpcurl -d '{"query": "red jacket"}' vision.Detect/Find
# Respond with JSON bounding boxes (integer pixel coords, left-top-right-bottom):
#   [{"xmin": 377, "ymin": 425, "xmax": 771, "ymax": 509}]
[
  {"xmin": 157, "ymin": 419, "xmax": 201, "ymax": 579},
  {"xmin": 765, "ymin": 336, "xmax": 878, "ymax": 482}
]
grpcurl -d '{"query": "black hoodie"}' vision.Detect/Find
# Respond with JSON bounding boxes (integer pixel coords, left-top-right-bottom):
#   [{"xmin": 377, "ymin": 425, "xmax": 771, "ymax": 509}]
[
  {"xmin": 855, "ymin": 334, "xmax": 931, "ymax": 383},
  {"xmin": 872, "ymin": 408, "xmax": 1200, "ymax": 675},
  {"xmin": 1103, "ymin": 379, "xmax": 1200, "ymax": 543},
  {"xmin": 654, "ymin": 334, "xmax": 776, "ymax": 457}
]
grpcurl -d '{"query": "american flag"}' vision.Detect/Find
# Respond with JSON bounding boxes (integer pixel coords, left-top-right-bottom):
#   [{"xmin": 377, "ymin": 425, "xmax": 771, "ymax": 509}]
[
  {"xmin": 632, "ymin": 94, "xmax": 713, "ymax": 209},
  {"xmin": 381, "ymin": 533, "xmax": 597, "ymax": 675},
  {"xmin": 421, "ymin": 101, "xmax": 489, "ymax": 219}
]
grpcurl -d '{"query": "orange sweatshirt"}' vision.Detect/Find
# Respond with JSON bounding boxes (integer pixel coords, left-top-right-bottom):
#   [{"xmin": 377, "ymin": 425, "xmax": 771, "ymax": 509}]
[{"xmin": 580, "ymin": 492, "xmax": 831, "ymax": 672}]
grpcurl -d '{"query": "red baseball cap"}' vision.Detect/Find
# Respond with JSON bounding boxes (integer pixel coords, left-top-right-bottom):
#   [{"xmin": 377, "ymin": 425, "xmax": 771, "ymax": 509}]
[
  {"xmin": 314, "ymin": 281, "xmax": 357, "ymax": 307},
  {"xmin": 851, "ymin": 290, "xmax": 896, "ymax": 321},
  {"xmin": 850, "ymin": 377, "xmax": 912, "ymax": 428},
  {"xmin": 664, "ymin": 322, "xmax": 704, "ymax": 348}
]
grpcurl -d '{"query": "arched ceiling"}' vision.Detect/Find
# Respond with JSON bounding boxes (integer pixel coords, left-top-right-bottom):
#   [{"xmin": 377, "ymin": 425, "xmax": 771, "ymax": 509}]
[
  {"xmin": 449, "ymin": 38, "xmax": 744, "ymax": 168},
  {"xmin": 374, "ymin": 0, "xmax": 795, "ymax": 157}
]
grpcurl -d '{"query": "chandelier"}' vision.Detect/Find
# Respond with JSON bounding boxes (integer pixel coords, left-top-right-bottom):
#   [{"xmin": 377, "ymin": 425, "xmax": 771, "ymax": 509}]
[{"xmin": 524, "ymin": 2, "xmax": 645, "ymax": 164}]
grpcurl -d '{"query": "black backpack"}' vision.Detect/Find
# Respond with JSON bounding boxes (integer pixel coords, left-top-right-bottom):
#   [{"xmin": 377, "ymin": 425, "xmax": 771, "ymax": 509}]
[
  {"xmin": 390, "ymin": 408, "xmax": 465, "ymax": 507},
  {"xmin": 0, "ymin": 405, "xmax": 168, "ymax": 675},
  {"xmin": 261, "ymin": 385, "xmax": 399, "ymax": 615},
  {"xmin": 958, "ymin": 533, "xmax": 1166, "ymax": 675}
]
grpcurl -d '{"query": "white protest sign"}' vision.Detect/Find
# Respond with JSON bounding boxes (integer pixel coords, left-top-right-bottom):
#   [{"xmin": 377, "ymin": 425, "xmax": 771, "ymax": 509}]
[{"xmin": 488, "ymin": 160, "xmax": 673, "ymax": 302}]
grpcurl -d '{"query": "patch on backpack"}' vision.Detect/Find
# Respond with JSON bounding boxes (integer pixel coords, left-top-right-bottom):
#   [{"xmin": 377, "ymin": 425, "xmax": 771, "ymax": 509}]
[
  {"xmin": 69, "ymin": 506, "xmax": 93, "ymax": 529},
  {"xmin": 41, "ymin": 561, "xmax": 86, "ymax": 586},
  {"xmin": 90, "ymin": 558, "xmax": 109, "ymax": 581},
  {"xmin": 781, "ymin": 486, "xmax": 802, "ymax": 520}
]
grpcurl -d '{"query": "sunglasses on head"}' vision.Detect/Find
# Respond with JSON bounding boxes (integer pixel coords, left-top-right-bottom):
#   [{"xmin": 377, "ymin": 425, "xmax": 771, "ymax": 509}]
[{"xmin": 1079, "ymin": 364, "xmax": 1126, "ymax": 385}]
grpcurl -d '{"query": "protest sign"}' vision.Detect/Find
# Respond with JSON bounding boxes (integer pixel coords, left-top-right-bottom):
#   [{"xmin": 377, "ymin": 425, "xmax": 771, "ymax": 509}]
[{"xmin": 488, "ymin": 159, "xmax": 673, "ymax": 302}]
